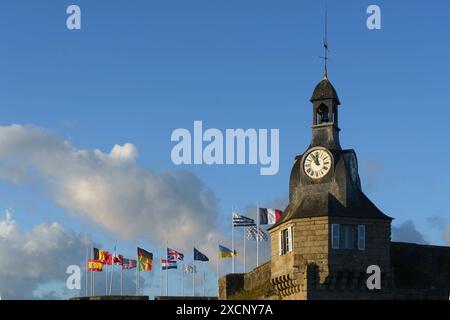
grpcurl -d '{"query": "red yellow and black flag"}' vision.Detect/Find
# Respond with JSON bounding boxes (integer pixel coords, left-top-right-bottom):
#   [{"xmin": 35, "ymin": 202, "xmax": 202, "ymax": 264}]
[
  {"xmin": 137, "ymin": 247, "xmax": 153, "ymax": 271},
  {"xmin": 93, "ymin": 248, "xmax": 112, "ymax": 265}
]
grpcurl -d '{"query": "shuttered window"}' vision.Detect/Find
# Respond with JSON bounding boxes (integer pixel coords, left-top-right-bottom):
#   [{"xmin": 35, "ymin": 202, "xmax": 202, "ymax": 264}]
[
  {"xmin": 331, "ymin": 224, "xmax": 340, "ymax": 249},
  {"xmin": 358, "ymin": 225, "xmax": 366, "ymax": 251},
  {"xmin": 280, "ymin": 227, "xmax": 292, "ymax": 255}
]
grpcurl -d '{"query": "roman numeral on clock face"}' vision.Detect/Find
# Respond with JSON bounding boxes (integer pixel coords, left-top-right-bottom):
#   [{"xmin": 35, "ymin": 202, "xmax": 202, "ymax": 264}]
[{"xmin": 303, "ymin": 149, "xmax": 332, "ymax": 179}]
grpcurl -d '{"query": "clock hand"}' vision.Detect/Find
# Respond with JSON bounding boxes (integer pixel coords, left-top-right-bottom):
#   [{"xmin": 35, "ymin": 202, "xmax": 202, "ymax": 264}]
[{"xmin": 313, "ymin": 153, "xmax": 320, "ymax": 166}]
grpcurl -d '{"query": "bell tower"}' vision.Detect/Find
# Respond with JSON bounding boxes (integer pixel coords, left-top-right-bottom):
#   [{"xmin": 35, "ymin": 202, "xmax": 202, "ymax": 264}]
[
  {"xmin": 268, "ymin": 9, "xmax": 393, "ymax": 300},
  {"xmin": 309, "ymin": 7, "xmax": 341, "ymax": 151},
  {"xmin": 310, "ymin": 78, "xmax": 341, "ymax": 150}
]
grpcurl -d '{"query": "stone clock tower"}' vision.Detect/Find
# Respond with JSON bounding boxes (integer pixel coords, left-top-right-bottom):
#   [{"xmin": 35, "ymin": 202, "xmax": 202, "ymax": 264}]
[{"xmin": 268, "ymin": 73, "xmax": 393, "ymax": 299}]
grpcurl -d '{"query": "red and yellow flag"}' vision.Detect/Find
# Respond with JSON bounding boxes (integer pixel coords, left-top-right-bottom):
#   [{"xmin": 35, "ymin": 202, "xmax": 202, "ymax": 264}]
[
  {"xmin": 88, "ymin": 259, "xmax": 103, "ymax": 272},
  {"xmin": 137, "ymin": 247, "xmax": 153, "ymax": 271}
]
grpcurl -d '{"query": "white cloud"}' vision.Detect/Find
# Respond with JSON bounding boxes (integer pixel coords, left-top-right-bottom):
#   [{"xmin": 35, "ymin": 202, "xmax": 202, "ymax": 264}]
[
  {"xmin": 0, "ymin": 210, "xmax": 18, "ymax": 238},
  {"xmin": 108, "ymin": 143, "xmax": 139, "ymax": 162},
  {"xmin": 0, "ymin": 210, "xmax": 90, "ymax": 299},
  {"xmin": 0, "ymin": 124, "xmax": 226, "ymax": 258},
  {"xmin": 392, "ymin": 220, "xmax": 427, "ymax": 244}
]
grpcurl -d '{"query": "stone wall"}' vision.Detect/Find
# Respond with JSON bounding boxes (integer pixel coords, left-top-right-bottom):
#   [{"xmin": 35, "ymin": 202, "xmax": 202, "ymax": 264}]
[
  {"xmin": 269, "ymin": 217, "xmax": 329, "ymax": 299},
  {"xmin": 219, "ymin": 262, "xmax": 277, "ymax": 300},
  {"xmin": 218, "ymin": 237, "xmax": 450, "ymax": 300},
  {"xmin": 391, "ymin": 242, "xmax": 450, "ymax": 299},
  {"xmin": 268, "ymin": 216, "xmax": 394, "ymax": 299},
  {"xmin": 70, "ymin": 295, "xmax": 149, "ymax": 300},
  {"xmin": 323, "ymin": 217, "xmax": 393, "ymax": 299},
  {"xmin": 218, "ymin": 273, "xmax": 244, "ymax": 300}
]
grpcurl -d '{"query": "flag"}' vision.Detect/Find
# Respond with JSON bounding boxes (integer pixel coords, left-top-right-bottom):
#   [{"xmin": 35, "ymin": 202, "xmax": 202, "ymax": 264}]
[
  {"xmin": 246, "ymin": 226, "xmax": 269, "ymax": 242},
  {"xmin": 88, "ymin": 259, "xmax": 103, "ymax": 272},
  {"xmin": 232, "ymin": 213, "xmax": 255, "ymax": 227},
  {"xmin": 194, "ymin": 248, "xmax": 209, "ymax": 262},
  {"xmin": 93, "ymin": 248, "xmax": 112, "ymax": 265},
  {"xmin": 161, "ymin": 259, "xmax": 177, "ymax": 270},
  {"xmin": 137, "ymin": 247, "xmax": 153, "ymax": 271},
  {"xmin": 183, "ymin": 263, "xmax": 197, "ymax": 274},
  {"xmin": 167, "ymin": 248, "xmax": 184, "ymax": 261},
  {"xmin": 113, "ymin": 254, "xmax": 124, "ymax": 266},
  {"xmin": 112, "ymin": 245, "xmax": 123, "ymax": 265},
  {"xmin": 122, "ymin": 258, "xmax": 137, "ymax": 270},
  {"xmin": 219, "ymin": 245, "xmax": 237, "ymax": 258},
  {"xmin": 259, "ymin": 208, "xmax": 282, "ymax": 225}
]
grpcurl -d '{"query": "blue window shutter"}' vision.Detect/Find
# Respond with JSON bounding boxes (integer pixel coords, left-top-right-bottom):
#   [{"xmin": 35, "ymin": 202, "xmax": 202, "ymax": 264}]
[
  {"xmin": 358, "ymin": 225, "xmax": 366, "ymax": 251},
  {"xmin": 332, "ymin": 224, "xmax": 340, "ymax": 249}
]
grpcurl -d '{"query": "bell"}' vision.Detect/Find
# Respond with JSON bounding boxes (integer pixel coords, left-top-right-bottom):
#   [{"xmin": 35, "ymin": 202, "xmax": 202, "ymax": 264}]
[{"xmin": 321, "ymin": 112, "xmax": 329, "ymax": 123}]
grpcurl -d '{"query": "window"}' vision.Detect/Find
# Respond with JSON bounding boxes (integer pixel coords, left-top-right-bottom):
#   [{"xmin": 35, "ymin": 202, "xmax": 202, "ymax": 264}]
[
  {"xmin": 331, "ymin": 224, "xmax": 340, "ymax": 249},
  {"xmin": 279, "ymin": 227, "xmax": 293, "ymax": 255},
  {"xmin": 342, "ymin": 225, "xmax": 355, "ymax": 249},
  {"xmin": 358, "ymin": 225, "xmax": 366, "ymax": 251},
  {"xmin": 331, "ymin": 224, "xmax": 365, "ymax": 250}
]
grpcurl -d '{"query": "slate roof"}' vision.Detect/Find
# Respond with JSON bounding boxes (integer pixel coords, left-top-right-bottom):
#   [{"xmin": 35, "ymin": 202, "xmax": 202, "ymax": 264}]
[
  {"xmin": 270, "ymin": 190, "xmax": 393, "ymax": 230},
  {"xmin": 310, "ymin": 79, "xmax": 340, "ymax": 104}
]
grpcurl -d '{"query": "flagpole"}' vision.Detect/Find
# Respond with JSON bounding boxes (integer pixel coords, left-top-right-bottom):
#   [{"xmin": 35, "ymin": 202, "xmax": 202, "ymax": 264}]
[
  {"xmin": 256, "ymin": 202, "xmax": 260, "ymax": 267},
  {"xmin": 105, "ymin": 264, "xmax": 107, "ymax": 296},
  {"xmin": 203, "ymin": 271, "xmax": 206, "ymax": 297},
  {"xmin": 90, "ymin": 267, "xmax": 93, "ymax": 297},
  {"xmin": 136, "ymin": 259, "xmax": 138, "ymax": 296},
  {"xmin": 92, "ymin": 243, "xmax": 95, "ymax": 297},
  {"xmin": 182, "ymin": 265, "xmax": 185, "ymax": 296},
  {"xmin": 159, "ymin": 257, "xmax": 163, "ymax": 297},
  {"xmin": 110, "ymin": 243, "xmax": 116, "ymax": 295},
  {"xmin": 91, "ymin": 244, "xmax": 94, "ymax": 297},
  {"xmin": 85, "ymin": 246, "xmax": 88, "ymax": 297},
  {"xmin": 109, "ymin": 265, "xmax": 113, "ymax": 295},
  {"xmin": 216, "ymin": 242, "xmax": 219, "ymax": 297},
  {"xmin": 231, "ymin": 207, "xmax": 235, "ymax": 273},
  {"xmin": 136, "ymin": 263, "xmax": 138, "ymax": 296},
  {"xmin": 166, "ymin": 241, "xmax": 169, "ymax": 297},
  {"xmin": 136, "ymin": 241, "xmax": 139, "ymax": 296},
  {"xmin": 192, "ymin": 259, "xmax": 195, "ymax": 296},
  {"xmin": 243, "ymin": 227, "xmax": 246, "ymax": 273},
  {"xmin": 120, "ymin": 264, "xmax": 123, "ymax": 296}
]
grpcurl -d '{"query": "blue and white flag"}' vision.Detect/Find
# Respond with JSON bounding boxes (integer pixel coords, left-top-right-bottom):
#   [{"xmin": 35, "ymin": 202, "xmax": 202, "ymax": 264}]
[
  {"xmin": 232, "ymin": 213, "xmax": 255, "ymax": 227},
  {"xmin": 246, "ymin": 226, "xmax": 269, "ymax": 242},
  {"xmin": 183, "ymin": 263, "xmax": 197, "ymax": 274}
]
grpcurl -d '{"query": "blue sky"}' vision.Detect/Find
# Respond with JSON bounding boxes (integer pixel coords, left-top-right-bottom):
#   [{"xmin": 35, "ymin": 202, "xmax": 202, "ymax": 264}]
[{"xmin": 0, "ymin": 0, "xmax": 449, "ymax": 299}]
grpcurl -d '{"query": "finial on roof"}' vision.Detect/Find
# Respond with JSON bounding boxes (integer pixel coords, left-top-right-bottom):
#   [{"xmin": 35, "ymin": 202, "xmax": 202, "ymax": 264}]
[{"xmin": 322, "ymin": 2, "xmax": 329, "ymax": 80}]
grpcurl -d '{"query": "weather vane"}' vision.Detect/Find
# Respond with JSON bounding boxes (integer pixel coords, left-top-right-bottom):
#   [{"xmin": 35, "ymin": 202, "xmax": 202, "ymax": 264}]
[{"xmin": 319, "ymin": 3, "xmax": 330, "ymax": 79}]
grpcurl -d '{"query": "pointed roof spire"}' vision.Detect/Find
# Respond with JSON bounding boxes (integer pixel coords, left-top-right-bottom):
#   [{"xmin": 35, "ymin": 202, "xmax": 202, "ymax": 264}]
[{"xmin": 322, "ymin": 2, "xmax": 329, "ymax": 80}]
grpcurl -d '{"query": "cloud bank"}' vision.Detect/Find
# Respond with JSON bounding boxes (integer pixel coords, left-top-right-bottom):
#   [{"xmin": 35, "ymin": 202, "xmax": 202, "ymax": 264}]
[
  {"xmin": 392, "ymin": 220, "xmax": 427, "ymax": 244},
  {"xmin": 0, "ymin": 124, "xmax": 225, "ymax": 253},
  {"xmin": 0, "ymin": 210, "xmax": 90, "ymax": 299}
]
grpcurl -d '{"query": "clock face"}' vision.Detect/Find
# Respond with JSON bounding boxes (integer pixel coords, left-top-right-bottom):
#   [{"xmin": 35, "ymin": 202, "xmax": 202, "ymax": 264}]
[
  {"xmin": 349, "ymin": 154, "xmax": 358, "ymax": 185},
  {"xmin": 303, "ymin": 149, "xmax": 332, "ymax": 179}
]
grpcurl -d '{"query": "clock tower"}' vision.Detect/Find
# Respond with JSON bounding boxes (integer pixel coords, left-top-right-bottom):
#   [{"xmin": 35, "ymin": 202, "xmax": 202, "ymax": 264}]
[{"xmin": 268, "ymin": 73, "xmax": 394, "ymax": 299}]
